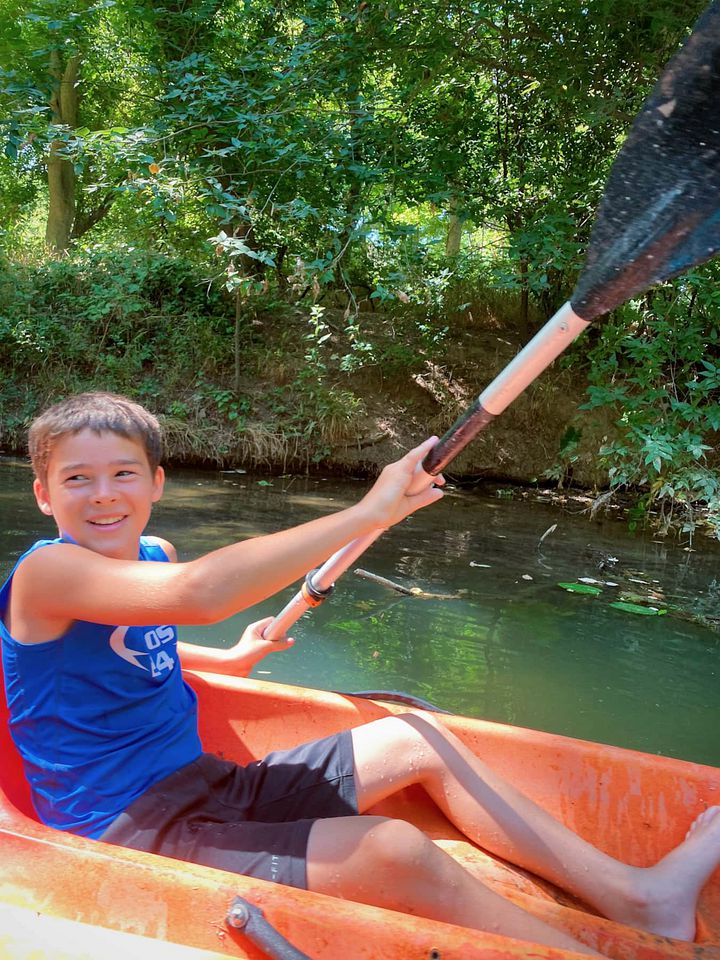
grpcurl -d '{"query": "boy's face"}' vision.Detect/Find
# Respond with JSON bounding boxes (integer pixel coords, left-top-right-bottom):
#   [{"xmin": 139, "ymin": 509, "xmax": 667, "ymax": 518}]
[{"xmin": 33, "ymin": 429, "xmax": 165, "ymax": 560}]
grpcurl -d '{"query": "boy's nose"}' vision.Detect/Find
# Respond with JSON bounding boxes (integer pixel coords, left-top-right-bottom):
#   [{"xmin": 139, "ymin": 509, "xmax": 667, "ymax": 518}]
[{"xmin": 92, "ymin": 480, "xmax": 118, "ymax": 502}]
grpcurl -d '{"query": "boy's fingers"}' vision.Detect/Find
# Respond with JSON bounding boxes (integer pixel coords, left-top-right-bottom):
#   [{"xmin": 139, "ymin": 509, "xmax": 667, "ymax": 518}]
[
  {"xmin": 266, "ymin": 635, "xmax": 294, "ymax": 650},
  {"xmin": 404, "ymin": 438, "xmax": 443, "ymax": 497},
  {"xmin": 405, "ymin": 436, "xmax": 438, "ymax": 464},
  {"xmin": 414, "ymin": 484, "xmax": 445, "ymax": 508}
]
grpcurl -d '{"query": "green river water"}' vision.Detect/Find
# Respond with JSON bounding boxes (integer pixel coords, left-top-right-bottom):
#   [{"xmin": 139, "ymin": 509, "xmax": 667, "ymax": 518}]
[{"xmin": 1, "ymin": 457, "xmax": 718, "ymax": 767}]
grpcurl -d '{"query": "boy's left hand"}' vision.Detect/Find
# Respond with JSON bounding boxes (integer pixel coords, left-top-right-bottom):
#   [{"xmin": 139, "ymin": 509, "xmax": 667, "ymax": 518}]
[
  {"xmin": 229, "ymin": 617, "xmax": 295, "ymax": 673},
  {"xmin": 178, "ymin": 618, "xmax": 293, "ymax": 677}
]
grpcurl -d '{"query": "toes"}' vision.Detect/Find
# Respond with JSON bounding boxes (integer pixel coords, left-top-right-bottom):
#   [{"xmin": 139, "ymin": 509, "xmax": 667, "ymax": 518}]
[{"xmin": 686, "ymin": 805, "xmax": 720, "ymax": 839}]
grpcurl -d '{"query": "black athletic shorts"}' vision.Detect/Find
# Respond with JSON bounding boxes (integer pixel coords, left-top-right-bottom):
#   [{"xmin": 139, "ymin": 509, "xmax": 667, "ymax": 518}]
[{"xmin": 99, "ymin": 730, "xmax": 357, "ymax": 889}]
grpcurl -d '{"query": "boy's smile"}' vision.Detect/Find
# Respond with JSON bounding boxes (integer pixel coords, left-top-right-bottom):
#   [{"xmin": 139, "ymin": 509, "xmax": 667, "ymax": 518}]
[{"xmin": 33, "ymin": 429, "xmax": 165, "ymax": 560}]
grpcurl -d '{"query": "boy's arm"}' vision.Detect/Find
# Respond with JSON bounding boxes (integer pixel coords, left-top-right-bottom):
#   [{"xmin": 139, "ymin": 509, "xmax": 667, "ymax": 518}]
[
  {"xmin": 12, "ymin": 438, "xmax": 444, "ymax": 631},
  {"xmin": 114, "ymin": 537, "xmax": 297, "ymax": 675},
  {"xmin": 177, "ymin": 618, "xmax": 294, "ymax": 677}
]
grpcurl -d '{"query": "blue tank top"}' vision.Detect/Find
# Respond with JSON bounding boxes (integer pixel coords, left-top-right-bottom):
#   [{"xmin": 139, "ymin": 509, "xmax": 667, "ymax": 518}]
[{"xmin": 0, "ymin": 537, "xmax": 202, "ymax": 839}]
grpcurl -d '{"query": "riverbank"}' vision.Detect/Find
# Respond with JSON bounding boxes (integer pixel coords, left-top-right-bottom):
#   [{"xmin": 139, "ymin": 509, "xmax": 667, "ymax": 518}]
[
  {"xmin": 0, "ymin": 301, "xmax": 610, "ymax": 488},
  {"xmin": 1, "ymin": 251, "xmax": 716, "ymax": 543}
]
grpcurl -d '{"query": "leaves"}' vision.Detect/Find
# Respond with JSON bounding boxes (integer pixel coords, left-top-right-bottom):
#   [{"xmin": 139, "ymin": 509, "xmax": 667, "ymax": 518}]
[
  {"xmin": 608, "ymin": 601, "xmax": 667, "ymax": 617},
  {"xmin": 580, "ymin": 281, "xmax": 720, "ymax": 537},
  {"xmin": 0, "ymin": 0, "xmax": 718, "ymax": 540},
  {"xmin": 2, "ymin": 0, "xmax": 702, "ymax": 287},
  {"xmin": 557, "ymin": 582, "xmax": 603, "ymax": 596},
  {"xmin": 558, "ymin": 580, "xmax": 670, "ymax": 617}
]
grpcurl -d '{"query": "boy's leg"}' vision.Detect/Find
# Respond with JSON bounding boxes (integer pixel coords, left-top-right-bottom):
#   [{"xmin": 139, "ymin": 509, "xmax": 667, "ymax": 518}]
[
  {"xmin": 306, "ymin": 815, "xmax": 602, "ymax": 956},
  {"xmin": 349, "ymin": 713, "xmax": 720, "ymax": 940}
]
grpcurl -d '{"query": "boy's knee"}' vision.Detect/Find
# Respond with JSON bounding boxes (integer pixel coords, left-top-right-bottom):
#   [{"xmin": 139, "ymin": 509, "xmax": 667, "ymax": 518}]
[
  {"xmin": 410, "ymin": 711, "xmax": 446, "ymax": 732},
  {"xmin": 396, "ymin": 710, "xmax": 448, "ymax": 748},
  {"xmin": 366, "ymin": 817, "xmax": 433, "ymax": 869},
  {"xmin": 308, "ymin": 817, "xmax": 443, "ymax": 906}
]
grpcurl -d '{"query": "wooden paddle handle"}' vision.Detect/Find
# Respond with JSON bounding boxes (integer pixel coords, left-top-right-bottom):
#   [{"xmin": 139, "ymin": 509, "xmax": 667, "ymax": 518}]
[{"xmin": 423, "ymin": 302, "xmax": 589, "ymax": 475}]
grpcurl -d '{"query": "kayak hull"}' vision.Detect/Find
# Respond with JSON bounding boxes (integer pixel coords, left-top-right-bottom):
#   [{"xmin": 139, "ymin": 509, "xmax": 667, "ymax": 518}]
[{"xmin": 2, "ymin": 668, "xmax": 720, "ymax": 959}]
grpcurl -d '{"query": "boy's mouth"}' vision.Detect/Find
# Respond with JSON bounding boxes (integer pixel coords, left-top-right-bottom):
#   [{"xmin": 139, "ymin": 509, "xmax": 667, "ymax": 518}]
[{"xmin": 89, "ymin": 516, "xmax": 126, "ymax": 526}]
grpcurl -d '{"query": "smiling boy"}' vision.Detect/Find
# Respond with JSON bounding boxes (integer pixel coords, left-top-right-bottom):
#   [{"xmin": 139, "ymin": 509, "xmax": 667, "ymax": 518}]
[{"xmin": 2, "ymin": 391, "xmax": 719, "ymax": 956}]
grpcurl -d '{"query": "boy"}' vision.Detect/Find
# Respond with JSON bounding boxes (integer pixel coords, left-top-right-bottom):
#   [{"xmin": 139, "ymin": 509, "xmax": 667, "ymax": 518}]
[{"xmin": 2, "ymin": 391, "xmax": 719, "ymax": 957}]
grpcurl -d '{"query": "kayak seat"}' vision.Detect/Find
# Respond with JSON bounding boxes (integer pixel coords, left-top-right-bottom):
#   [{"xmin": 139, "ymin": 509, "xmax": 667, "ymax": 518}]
[{"xmin": 0, "ymin": 649, "xmax": 36, "ymax": 820}]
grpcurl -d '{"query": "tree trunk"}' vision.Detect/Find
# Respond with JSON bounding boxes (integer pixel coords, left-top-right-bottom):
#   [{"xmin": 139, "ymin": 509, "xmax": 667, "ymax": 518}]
[
  {"xmin": 519, "ymin": 257, "xmax": 529, "ymax": 333},
  {"xmin": 46, "ymin": 51, "xmax": 80, "ymax": 253},
  {"xmin": 234, "ymin": 289, "xmax": 242, "ymax": 397},
  {"xmin": 333, "ymin": 1, "xmax": 367, "ymax": 281},
  {"xmin": 445, "ymin": 196, "xmax": 463, "ymax": 256}
]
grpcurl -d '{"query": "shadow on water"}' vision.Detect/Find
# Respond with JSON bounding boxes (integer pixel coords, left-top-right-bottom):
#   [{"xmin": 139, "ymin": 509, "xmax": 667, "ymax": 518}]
[{"xmin": 1, "ymin": 458, "xmax": 718, "ymax": 766}]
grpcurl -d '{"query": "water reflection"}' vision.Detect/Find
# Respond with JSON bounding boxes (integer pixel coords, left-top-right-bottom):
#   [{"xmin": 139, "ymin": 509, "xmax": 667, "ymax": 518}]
[{"xmin": 1, "ymin": 458, "xmax": 718, "ymax": 766}]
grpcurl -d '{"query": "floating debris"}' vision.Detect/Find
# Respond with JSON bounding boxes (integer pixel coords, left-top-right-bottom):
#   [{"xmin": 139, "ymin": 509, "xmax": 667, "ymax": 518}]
[
  {"xmin": 538, "ymin": 523, "xmax": 557, "ymax": 546},
  {"xmin": 558, "ymin": 582, "xmax": 603, "ymax": 596},
  {"xmin": 354, "ymin": 569, "xmax": 464, "ymax": 600},
  {"xmin": 609, "ymin": 601, "xmax": 667, "ymax": 617}
]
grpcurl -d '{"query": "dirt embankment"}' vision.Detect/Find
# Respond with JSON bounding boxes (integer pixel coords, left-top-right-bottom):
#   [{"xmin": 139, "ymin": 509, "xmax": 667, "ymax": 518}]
[
  {"xmin": 320, "ymin": 331, "xmax": 609, "ymax": 488},
  {"xmin": 162, "ymin": 309, "xmax": 613, "ymax": 490}
]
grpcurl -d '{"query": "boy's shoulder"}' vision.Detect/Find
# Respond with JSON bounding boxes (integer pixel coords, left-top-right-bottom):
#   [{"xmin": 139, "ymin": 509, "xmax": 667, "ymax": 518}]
[
  {"xmin": 0, "ymin": 538, "xmax": 62, "ymax": 603},
  {"xmin": 6, "ymin": 534, "xmax": 176, "ymax": 597},
  {"xmin": 2, "ymin": 534, "xmax": 178, "ymax": 641},
  {"xmin": 4, "ymin": 536, "xmax": 64, "ymax": 576}
]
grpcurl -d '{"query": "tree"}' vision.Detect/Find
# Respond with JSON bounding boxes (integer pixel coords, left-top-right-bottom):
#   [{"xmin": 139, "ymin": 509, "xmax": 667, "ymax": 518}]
[
  {"xmin": 0, "ymin": 0, "xmax": 157, "ymax": 252},
  {"xmin": 0, "ymin": 0, "xmax": 708, "ymax": 280}
]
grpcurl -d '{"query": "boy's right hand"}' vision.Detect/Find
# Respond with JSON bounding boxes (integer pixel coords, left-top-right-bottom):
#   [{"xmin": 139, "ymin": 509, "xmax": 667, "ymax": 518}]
[{"xmin": 360, "ymin": 437, "xmax": 445, "ymax": 529}]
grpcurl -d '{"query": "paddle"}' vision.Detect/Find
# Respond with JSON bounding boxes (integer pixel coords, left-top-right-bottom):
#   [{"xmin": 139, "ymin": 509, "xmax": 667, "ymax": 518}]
[{"xmin": 264, "ymin": 2, "xmax": 720, "ymax": 641}]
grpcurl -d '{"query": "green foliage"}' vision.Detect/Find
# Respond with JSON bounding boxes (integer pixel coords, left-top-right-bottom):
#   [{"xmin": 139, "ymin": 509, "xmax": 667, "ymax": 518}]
[
  {"xmin": 195, "ymin": 381, "xmax": 252, "ymax": 424},
  {"xmin": 1, "ymin": 0, "xmax": 719, "ymax": 531},
  {"xmin": 575, "ymin": 265, "xmax": 720, "ymax": 536},
  {"xmin": 0, "ymin": 247, "xmax": 226, "ymax": 407},
  {"xmin": 608, "ymin": 601, "xmax": 667, "ymax": 616},
  {"xmin": 0, "ymin": 247, "xmax": 370, "ymax": 466},
  {"xmin": 2, "ymin": 0, "xmax": 704, "ymax": 289},
  {"xmin": 267, "ymin": 303, "xmax": 367, "ymax": 460}
]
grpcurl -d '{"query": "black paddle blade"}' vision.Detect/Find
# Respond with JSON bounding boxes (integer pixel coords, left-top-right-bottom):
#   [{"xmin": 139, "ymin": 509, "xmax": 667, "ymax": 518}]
[{"xmin": 571, "ymin": 2, "xmax": 720, "ymax": 321}]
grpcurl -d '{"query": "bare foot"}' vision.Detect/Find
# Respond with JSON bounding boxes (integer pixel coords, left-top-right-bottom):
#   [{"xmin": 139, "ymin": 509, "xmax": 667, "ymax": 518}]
[{"xmin": 617, "ymin": 806, "xmax": 720, "ymax": 940}]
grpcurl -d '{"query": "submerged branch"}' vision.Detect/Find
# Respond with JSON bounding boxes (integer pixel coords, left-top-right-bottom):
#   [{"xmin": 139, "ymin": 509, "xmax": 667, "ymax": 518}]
[{"xmin": 354, "ymin": 568, "xmax": 465, "ymax": 600}]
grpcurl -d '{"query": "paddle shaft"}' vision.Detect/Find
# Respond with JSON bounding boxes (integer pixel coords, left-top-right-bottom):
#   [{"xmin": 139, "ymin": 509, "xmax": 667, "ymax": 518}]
[{"xmin": 263, "ymin": 302, "xmax": 589, "ymax": 640}]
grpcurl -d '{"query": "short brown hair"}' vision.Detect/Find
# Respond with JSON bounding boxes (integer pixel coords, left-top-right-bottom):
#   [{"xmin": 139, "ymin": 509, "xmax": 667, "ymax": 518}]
[{"xmin": 29, "ymin": 392, "xmax": 163, "ymax": 483}]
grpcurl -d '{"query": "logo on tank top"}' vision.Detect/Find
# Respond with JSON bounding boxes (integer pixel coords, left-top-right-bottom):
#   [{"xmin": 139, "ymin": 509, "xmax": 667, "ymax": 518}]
[{"xmin": 109, "ymin": 625, "xmax": 176, "ymax": 677}]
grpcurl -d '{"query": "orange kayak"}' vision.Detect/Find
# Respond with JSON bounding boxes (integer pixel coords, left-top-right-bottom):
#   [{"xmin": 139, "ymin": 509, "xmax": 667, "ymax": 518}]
[{"xmin": 2, "ymin": 664, "xmax": 720, "ymax": 960}]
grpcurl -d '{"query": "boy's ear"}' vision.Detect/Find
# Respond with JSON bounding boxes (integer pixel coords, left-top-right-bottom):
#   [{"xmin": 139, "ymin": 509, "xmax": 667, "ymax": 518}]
[
  {"xmin": 151, "ymin": 466, "xmax": 165, "ymax": 503},
  {"xmin": 33, "ymin": 478, "xmax": 54, "ymax": 517}
]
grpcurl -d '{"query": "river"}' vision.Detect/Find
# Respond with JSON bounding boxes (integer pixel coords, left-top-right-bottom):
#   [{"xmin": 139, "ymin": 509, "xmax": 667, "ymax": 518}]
[{"xmin": 1, "ymin": 457, "xmax": 718, "ymax": 766}]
